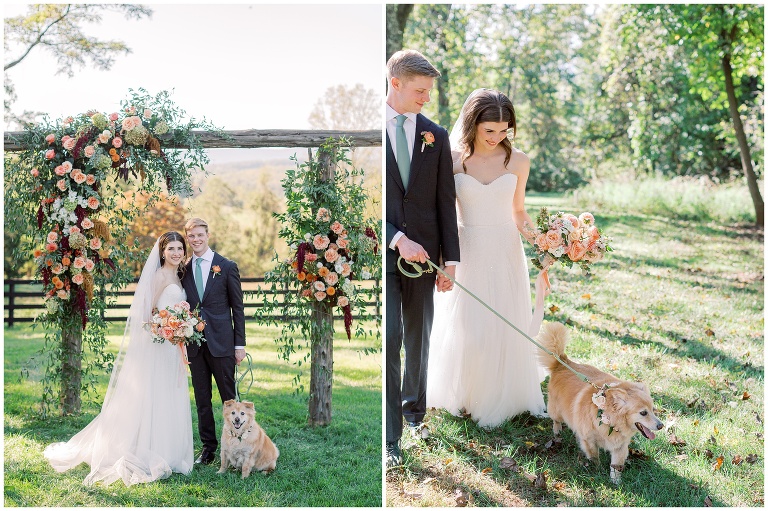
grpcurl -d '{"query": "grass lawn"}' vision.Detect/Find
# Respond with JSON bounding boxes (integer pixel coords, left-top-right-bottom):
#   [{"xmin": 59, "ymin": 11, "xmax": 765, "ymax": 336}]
[
  {"xmin": 4, "ymin": 322, "xmax": 381, "ymax": 507},
  {"xmin": 386, "ymin": 192, "xmax": 764, "ymax": 507}
]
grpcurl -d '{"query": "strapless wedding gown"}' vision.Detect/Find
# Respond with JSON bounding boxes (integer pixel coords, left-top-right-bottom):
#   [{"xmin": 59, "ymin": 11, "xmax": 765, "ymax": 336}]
[
  {"xmin": 427, "ymin": 173, "xmax": 546, "ymax": 428},
  {"xmin": 44, "ymin": 284, "xmax": 194, "ymax": 486}
]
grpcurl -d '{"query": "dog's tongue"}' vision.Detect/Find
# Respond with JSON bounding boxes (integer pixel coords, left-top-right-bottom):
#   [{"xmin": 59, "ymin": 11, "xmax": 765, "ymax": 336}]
[{"xmin": 639, "ymin": 423, "xmax": 656, "ymax": 439}]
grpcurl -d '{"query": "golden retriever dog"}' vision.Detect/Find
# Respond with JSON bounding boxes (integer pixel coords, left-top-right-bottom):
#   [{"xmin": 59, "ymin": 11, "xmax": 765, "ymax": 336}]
[
  {"xmin": 537, "ymin": 322, "xmax": 663, "ymax": 483},
  {"xmin": 218, "ymin": 399, "xmax": 279, "ymax": 478}
]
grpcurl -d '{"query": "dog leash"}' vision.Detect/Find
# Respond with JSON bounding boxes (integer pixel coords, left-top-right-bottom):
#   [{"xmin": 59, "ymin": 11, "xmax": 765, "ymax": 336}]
[
  {"xmin": 235, "ymin": 352, "xmax": 254, "ymax": 401},
  {"xmin": 397, "ymin": 256, "xmax": 600, "ymax": 391}
]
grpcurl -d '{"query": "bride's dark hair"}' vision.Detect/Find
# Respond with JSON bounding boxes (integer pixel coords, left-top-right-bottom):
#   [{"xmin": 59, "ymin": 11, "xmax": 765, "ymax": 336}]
[
  {"xmin": 158, "ymin": 231, "xmax": 187, "ymax": 279},
  {"xmin": 458, "ymin": 88, "xmax": 517, "ymax": 172}
]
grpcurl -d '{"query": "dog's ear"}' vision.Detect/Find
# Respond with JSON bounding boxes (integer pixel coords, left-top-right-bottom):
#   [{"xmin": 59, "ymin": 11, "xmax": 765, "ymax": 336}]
[
  {"xmin": 243, "ymin": 401, "xmax": 255, "ymax": 410},
  {"xmin": 632, "ymin": 381, "xmax": 650, "ymax": 394},
  {"xmin": 223, "ymin": 399, "xmax": 236, "ymax": 407},
  {"xmin": 608, "ymin": 388, "xmax": 629, "ymax": 410}
]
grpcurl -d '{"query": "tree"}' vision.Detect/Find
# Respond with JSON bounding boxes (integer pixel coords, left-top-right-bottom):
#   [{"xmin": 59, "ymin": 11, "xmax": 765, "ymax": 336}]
[
  {"xmin": 4, "ymin": 4, "xmax": 152, "ymax": 123},
  {"xmin": 125, "ymin": 191, "xmax": 189, "ymax": 275},
  {"xmin": 386, "ymin": 4, "xmax": 414, "ymax": 60}
]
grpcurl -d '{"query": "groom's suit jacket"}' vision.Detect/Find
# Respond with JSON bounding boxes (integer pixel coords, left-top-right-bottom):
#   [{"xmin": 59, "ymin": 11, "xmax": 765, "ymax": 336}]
[
  {"xmin": 385, "ymin": 113, "xmax": 460, "ymax": 274},
  {"xmin": 182, "ymin": 252, "xmax": 245, "ymax": 358}
]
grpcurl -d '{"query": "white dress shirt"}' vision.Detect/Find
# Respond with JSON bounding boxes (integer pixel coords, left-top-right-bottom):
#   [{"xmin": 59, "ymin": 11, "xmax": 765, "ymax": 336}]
[
  {"xmin": 386, "ymin": 103, "xmax": 457, "ymax": 268},
  {"xmin": 192, "ymin": 248, "xmax": 244, "ymax": 350}
]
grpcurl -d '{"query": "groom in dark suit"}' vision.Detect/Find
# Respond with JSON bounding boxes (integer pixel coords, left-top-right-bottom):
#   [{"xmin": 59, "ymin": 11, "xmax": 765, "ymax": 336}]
[
  {"xmin": 385, "ymin": 49, "xmax": 460, "ymax": 467},
  {"xmin": 182, "ymin": 217, "xmax": 246, "ymax": 465}
]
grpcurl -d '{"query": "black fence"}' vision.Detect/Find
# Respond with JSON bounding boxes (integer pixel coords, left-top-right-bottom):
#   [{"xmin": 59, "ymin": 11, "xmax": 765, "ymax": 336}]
[{"xmin": 4, "ymin": 278, "xmax": 380, "ymax": 327}]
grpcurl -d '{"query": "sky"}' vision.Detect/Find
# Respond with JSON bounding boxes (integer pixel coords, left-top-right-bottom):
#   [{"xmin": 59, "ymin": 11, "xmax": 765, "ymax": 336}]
[{"xmin": 4, "ymin": 2, "xmax": 384, "ymax": 163}]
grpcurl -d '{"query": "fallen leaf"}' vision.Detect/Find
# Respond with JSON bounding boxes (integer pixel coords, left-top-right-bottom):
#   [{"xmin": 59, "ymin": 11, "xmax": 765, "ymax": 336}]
[
  {"xmin": 468, "ymin": 442, "xmax": 476, "ymax": 449},
  {"xmin": 726, "ymin": 381, "xmax": 738, "ymax": 392},
  {"xmin": 445, "ymin": 458, "xmax": 453, "ymax": 465},
  {"xmin": 534, "ymin": 471, "xmax": 547, "ymax": 490},
  {"xmin": 631, "ymin": 316, "xmax": 636, "ymax": 323},
  {"xmin": 704, "ymin": 328, "xmax": 715, "ymax": 337},
  {"xmin": 669, "ymin": 434, "xmax": 687, "ymax": 446},
  {"xmin": 713, "ymin": 425, "xmax": 719, "ymax": 436},
  {"xmin": 524, "ymin": 472, "xmax": 537, "ymax": 483},
  {"xmin": 500, "ymin": 457, "xmax": 520, "ymax": 471},
  {"xmin": 693, "ymin": 420, "xmax": 700, "ymax": 426},
  {"xmin": 629, "ymin": 448, "xmax": 647, "ymax": 459},
  {"xmin": 481, "ymin": 467, "xmax": 493, "ymax": 474},
  {"xmin": 687, "ymin": 397, "xmax": 700, "ymax": 408},
  {"xmin": 690, "ymin": 484, "xmax": 701, "ymax": 490},
  {"xmin": 422, "ymin": 477, "xmax": 436, "ymax": 485},
  {"xmin": 549, "ymin": 305, "xmax": 560, "ymax": 314},
  {"xmin": 553, "ymin": 481, "xmax": 566, "ymax": 491},
  {"xmin": 524, "ymin": 441, "xmax": 536, "ymax": 448},
  {"xmin": 675, "ymin": 454, "xmax": 689, "ymax": 461},
  {"xmin": 582, "ymin": 293, "xmax": 591, "ymax": 299},
  {"xmin": 732, "ymin": 455, "xmax": 743, "ymax": 465},
  {"xmin": 742, "ymin": 392, "xmax": 751, "ymax": 400},
  {"xmin": 713, "ymin": 456, "xmax": 724, "ymax": 471},
  {"xmin": 756, "ymin": 413, "xmax": 763, "ymax": 425},
  {"xmin": 704, "ymin": 496, "xmax": 713, "ymax": 507},
  {"xmin": 745, "ymin": 454, "xmax": 759, "ymax": 464},
  {"xmin": 454, "ymin": 488, "xmax": 469, "ymax": 507}
]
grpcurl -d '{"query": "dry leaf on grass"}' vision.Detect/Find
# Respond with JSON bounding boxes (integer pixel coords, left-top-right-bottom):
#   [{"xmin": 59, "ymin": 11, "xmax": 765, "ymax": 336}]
[
  {"xmin": 553, "ymin": 481, "xmax": 566, "ymax": 491},
  {"xmin": 581, "ymin": 293, "xmax": 591, "ymax": 299},
  {"xmin": 745, "ymin": 454, "xmax": 759, "ymax": 464},
  {"xmin": 534, "ymin": 471, "xmax": 547, "ymax": 490},
  {"xmin": 628, "ymin": 448, "xmax": 647, "ymax": 459},
  {"xmin": 454, "ymin": 488, "xmax": 469, "ymax": 507},
  {"xmin": 549, "ymin": 305, "xmax": 560, "ymax": 314},
  {"xmin": 704, "ymin": 449, "xmax": 714, "ymax": 459},
  {"xmin": 481, "ymin": 467, "xmax": 493, "ymax": 474},
  {"xmin": 687, "ymin": 397, "xmax": 700, "ymax": 408},
  {"xmin": 500, "ymin": 457, "xmax": 520, "ymax": 472},
  {"xmin": 669, "ymin": 434, "xmax": 687, "ymax": 446},
  {"xmin": 704, "ymin": 328, "xmax": 715, "ymax": 337},
  {"xmin": 712, "ymin": 456, "xmax": 724, "ymax": 471},
  {"xmin": 732, "ymin": 455, "xmax": 743, "ymax": 465},
  {"xmin": 742, "ymin": 392, "xmax": 751, "ymax": 400},
  {"xmin": 675, "ymin": 454, "xmax": 689, "ymax": 461},
  {"xmin": 704, "ymin": 496, "xmax": 714, "ymax": 507}
]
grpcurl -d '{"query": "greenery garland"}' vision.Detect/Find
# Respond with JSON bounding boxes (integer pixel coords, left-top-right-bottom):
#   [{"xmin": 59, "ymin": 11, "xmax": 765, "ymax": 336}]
[{"xmin": 4, "ymin": 88, "xmax": 218, "ymax": 415}]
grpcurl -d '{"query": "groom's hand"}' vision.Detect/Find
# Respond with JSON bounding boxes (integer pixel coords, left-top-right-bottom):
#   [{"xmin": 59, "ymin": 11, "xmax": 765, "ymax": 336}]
[
  {"xmin": 395, "ymin": 235, "xmax": 429, "ymax": 264},
  {"xmin": 436, "ymin": 265, "xmax": 456, "ymax": 293},
  {"xmin": 235, "ymin": 348, "xmax": 246, "ymax": 365}
]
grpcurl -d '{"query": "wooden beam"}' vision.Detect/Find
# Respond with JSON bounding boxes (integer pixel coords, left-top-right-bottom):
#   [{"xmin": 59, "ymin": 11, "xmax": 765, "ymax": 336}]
[{"xmin": 3, "ymin": 129, "xmax": 382, "ymax": 151}]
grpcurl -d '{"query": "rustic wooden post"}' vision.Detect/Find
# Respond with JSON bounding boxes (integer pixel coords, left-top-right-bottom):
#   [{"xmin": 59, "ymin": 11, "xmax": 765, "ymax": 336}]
[
  {"xmin": 60, "ymin": 322, "xmax": 83, "ymax": 414},
  {"xmin": 7, "ymin": 280, "xmax": 15, "ymax": 328},
  {"xmin": 308, "ymin": 146, "xmax": 335, "ymax": 426}
]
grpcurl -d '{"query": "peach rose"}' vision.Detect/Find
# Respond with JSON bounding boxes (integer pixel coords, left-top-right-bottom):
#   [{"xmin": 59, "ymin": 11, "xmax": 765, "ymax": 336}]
[
  {"xmin": 86, "ymin": 174, "xmax": 96, "ymax": 185},
  {"xmin": 301, "ymin": 288, "xmax": 313, "ymax": 298},
  {"xmin": 314, "ymin": 291, "xmax": 327, "ymax": 301},
  {"xmin": 45, "ymin": 134, "xmax": 56, "ymax": 145},
  {"xmin": 305, "ymin": 253, "xmax": 318, "ymax": 262},
  {"xmin": 84, "ymin": 145, "xmax": 95, "ymax": 158},
  {"xmin": 545, "ymin": 230, "xmax": 562, "ymax": 248},
  {"xmin": 46, "ymin": 242, "xmax": 58, "ymax": 252},
  {"xmin": 56, "ymin": 179, "xmax": 67, "ymax": 191},
  {"xmin": 587, "ymin": 226, "xmax": 600, "ymax": 242},
  {"xmin": 63, "ymin": 138, "xmax": 76, "ymax": 151},
  {"xmin": 69, "ymin": 226, "xmax": 80, "ymax": 235},
  {"xmin": 31, "ymin": 168, "xmax": 39, "ymax": 177},
  {"xmin": 61, "ymin": 161, "xmax": 72, "ymax": 172},
  {"xmin": 196, "ymin": 321, "xmax": 206, "ymax": 332},
  {"xmin": 47, "ymin": 231, "xmax": 58, "ymax": 243},
  {"xmin": 61, "ymin": 256, "xmax": 71, "ymax": 266},
  {"xmin": 45, "ymin": 149, "xmax": 55, "ymax": 160},
  {"xmin": 318, "ymin": 266, "xmax": 330, "ymax": 277},
  {"xmin": 158, "ymin": 309, "xmax": 170, "ymax": 318},
  {"xmin": 331, "ymin": 221, "xmax": 344, "ymax": 234},
  {"xmin": 54, "ymin": 165, "xmax": 66, "ymax": 176},
  {"xmin": 313, "ymin": 281, "xmax": 326, "ymax": 292},
  {"xmin": 109, "ymin": 112, "xmax": 119, "ymax": 121},
  {"xmin": 535, "ymin": 233, "xmax": 548, "ymax": 250},
  {"xmin": 73, "ymin": 257, "xmax": 86, "ymax": 269},
  {"xmin": 563, "ymin": 214, "xmax": 580, "ymax": 229},
  {"xmin": 316, "ymin": 207, "xmax": 331, "ymax": 222},
  {"xmin": 324, "ymin": 248, "xmax": 340, "ymax": 263},
  {"xmin": 340, "ymin": 263, "xmax": 352, "ymax": 277},
  {"xmin": 81, "ymin": 218, "xmax": 94, "ymax": 229},
  {"xmin": 87, "ymin": 197, "xmax": 100, "ymax": 209},
  {"xmin": 51, "ymin": 263, "xmax": 64, "ymax": 275},
  {"xmin": 72, "ymin": 273, "xmax": 85, "ymax": 285},
  {"xmin": 57, "ymin": 289, "xmax": 69, "ymax": 299},
  {"xmin": 421, "ymin": 131, "xmax": 435, "ymax": 144},
  {"xmin": 73, "ymin": 172, "xmax": 87, "ymax": 184},
  {"xmin": 579, "ymin": 212, "xmax": 595, "ymax": 227},
  {"xmin": 313, "ymin": 234, "xmax": 330, "ymax": 250},
  {"xmin": 160, "ymin": 326, "xmax": 175, "ymax": 340},
  {"xmin": 89, "ymin": 238, "xmax": 102, "ymax": 250},
  {"xmin": 567, "ymin": 241, "xmax": 588, "ymax": 262},
  {"xmin": 143, "ymin": 108, "xmax": 153, "ymax": 119},
  {"xmin": 33, "ymin": 249, "xmax": 43, "ymax": 258},
  {"xmin": 337, "ymin": 238, "xmax": 349, "ymax": 249},
  {"xmin": 85, "ymin": 259, "xmax": 95, "ymax": 272},
  {"xmin": 112, "ymin": 137, "xmax": 123, "ymax": 148},
  {"xmin": 337, "ymin": 296, "xmax": 349, "ymax": 307},
  {"xmin": 568, "ymin": 229, "xmax": 581, "ymax": 243},
  {"xmin": 324, "ymin": 272, "xmax": 339, "ymax": 286}
]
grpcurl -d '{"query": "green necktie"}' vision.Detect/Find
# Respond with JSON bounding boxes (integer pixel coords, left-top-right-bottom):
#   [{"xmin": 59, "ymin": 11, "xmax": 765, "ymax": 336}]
[
  {"xmin": 195, "ymin": 257, "xmax": 205, "ymax": 300},
  {"xmin": 395, "ymin": 114, "xmax": 410, "ymax": 191}
]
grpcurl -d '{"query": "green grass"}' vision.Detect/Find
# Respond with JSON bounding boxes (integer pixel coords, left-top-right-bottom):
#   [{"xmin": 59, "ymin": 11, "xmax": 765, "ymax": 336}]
[
  {"xmin": 387, "ymin": 191, "xmax": 764, "ymax": 507},
  {"xmin": 4, "ymin": 322, "xmax": 381, "ymax": 507}
]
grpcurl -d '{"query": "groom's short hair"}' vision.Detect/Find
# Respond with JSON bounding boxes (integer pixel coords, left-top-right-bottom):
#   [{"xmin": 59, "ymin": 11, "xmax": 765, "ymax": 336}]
[
  {"xmin": 185, "ymin": 217, "xmax": 209, "ymax": 233},
  {"xmin": 387, "ymin": 49, "xmax": 440, "ymax": 83}
]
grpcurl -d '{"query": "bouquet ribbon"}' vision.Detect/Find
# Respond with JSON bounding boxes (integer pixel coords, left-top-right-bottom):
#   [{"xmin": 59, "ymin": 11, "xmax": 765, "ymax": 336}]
[{"xmin": 397, "ymin": 257, "xmax": 598, "ymax": 389}]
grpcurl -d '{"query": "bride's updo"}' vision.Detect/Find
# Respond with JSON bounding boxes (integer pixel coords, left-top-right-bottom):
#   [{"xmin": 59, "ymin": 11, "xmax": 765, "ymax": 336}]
[
  {"xmin": 158, "ymin": 231, "xmax": 187, "ymax": 278},
  {"xmin": 457, "ymin": 88, "xmax": 517, "ymax": 172}
]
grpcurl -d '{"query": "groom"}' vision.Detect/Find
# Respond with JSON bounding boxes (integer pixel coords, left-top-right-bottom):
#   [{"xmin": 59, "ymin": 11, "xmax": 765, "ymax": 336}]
[
  {"xmin": 182, "ymin": 217, "xmax": 246, "ymax": 465},
  {"xmin": 385, "ymin": 49, "xmax": 460, "ymax": 467}
]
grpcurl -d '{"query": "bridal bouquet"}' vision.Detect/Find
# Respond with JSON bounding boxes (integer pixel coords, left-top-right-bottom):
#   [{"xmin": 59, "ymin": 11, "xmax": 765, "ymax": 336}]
[
  {"xmin": 145, "ymin": 301, "xmax": 206, "ymax": 347},
  {"xmin": 526, "ymin": 207, "xmax": 613, "ymax": 273}
]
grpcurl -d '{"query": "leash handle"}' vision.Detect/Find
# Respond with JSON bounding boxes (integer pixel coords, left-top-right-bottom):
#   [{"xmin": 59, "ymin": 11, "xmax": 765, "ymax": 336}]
[
  {"xmin": 397, "ymin": 256, "xmax": 599, "ymax": 390},
  {"xmin": 235, "ymin": 352, "xmax": 254, "ymax": 401}
]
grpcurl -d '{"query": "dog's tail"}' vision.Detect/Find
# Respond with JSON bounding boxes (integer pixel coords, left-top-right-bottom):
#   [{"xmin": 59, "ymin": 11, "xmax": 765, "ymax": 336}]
[{"xmin": 536, "ymin": 322, "xmax": 570, "ymax": 372}]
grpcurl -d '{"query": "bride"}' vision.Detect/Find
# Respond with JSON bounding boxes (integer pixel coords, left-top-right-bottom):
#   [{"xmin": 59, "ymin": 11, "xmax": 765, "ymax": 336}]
[
  {"xmin": 44, "ymin": 232, "xmax": 194, "ymax": 486},
  {"xmin": 427, "ymin": 88, "xmax": 550, "ymax": 428}
]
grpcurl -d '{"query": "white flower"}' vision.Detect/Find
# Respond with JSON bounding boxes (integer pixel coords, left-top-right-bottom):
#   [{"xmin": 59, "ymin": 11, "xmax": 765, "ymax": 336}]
[
  {"xmin": 304, "ymin": 233, "xmax": 312, "ymax": 241},
  {"xmin": 550, "ymin": 245, "xmax": 565, "ymax": 258},
  {"xmin": 592, "ymin": 393, "xmax": 606, "ymax": 409},
  {"xmin": 316, "ymin": 262, "xmax": 323, "ymax": 268},
  {"xmin": 361, "ymin": 270, "xmax": 371, "ymax": 280},
  {"xmin": 183, "ymin": 325, "xmax": 194, "ymax": 337},
  {"xmin": 341, "ymin": 280, "xmax": 354, "ymax": 296},
  {"xmin": 334, "ymin": 262, "xmax": 344, "ymax": 273}
]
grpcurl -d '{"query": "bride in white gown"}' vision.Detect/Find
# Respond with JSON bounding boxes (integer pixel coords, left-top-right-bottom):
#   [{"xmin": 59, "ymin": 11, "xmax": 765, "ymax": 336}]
[
  {"xmin": 427, "ymin": 89, "xmax": 550, "ymax": 428},
  {"xmin": 44, "ymin": 232, "xmax": 194, "ymax": 486}
]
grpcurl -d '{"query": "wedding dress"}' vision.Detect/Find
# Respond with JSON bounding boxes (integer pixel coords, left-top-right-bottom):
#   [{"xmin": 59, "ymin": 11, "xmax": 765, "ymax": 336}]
[
  {"xmin": 44, "ymin": 243, "xmax": 193, "ymax": 486},
  {"xmin": 427, "ymin": 172, "xmax": 546, "ymax": 428}
]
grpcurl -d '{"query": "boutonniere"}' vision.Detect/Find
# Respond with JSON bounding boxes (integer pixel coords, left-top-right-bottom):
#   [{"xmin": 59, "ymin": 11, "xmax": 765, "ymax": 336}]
[
  {"xmin": 592, "ymin": 382, "xmax": 618, "ymax": 435},
  {"xmin": 420, "ymin": 131, "xmax": 435, "ymax": 152},
  {"xmin": 211, "ymin": 265, "xmax": 222, "ymax": 279}
]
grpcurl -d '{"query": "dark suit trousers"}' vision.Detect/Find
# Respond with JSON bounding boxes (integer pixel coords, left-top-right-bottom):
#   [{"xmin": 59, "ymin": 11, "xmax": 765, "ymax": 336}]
[
  {"xmin": 386, "ymin": 269, "xmax": 436, "ymax": 443},
  {"xmin": 189, "ymin": 342, "xmax": 236, "ymax": 451}
]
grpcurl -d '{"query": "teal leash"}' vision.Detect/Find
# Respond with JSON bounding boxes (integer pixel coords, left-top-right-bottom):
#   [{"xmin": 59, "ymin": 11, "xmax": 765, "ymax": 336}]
[
  {"xmin": 397, "ymin": 256, "xmax": 599, "ymax": 390},
  {"xmin": 235, "ymin": 352, "xmax": 254, "ymax": 401}
]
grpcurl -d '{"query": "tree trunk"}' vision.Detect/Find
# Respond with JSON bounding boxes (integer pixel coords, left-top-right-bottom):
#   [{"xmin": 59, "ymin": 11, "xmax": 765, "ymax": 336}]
[
  {"xmin": 722, "ymin": 51, "xmax": 764, "ymax": 226},
  {"xmin": 386, "ymin": 4, "xmax": 414, "ymax": 60},
  {"xmin": 308, "ymin": 301, "xmax": 334, "ymax": 426},
  {"xmin": 60, "ymin": 322, "xmax": 82, "ymax": 414},
  {"xmin": 308, "ymin": 146, "xmax": 335, "ymax": 426}
]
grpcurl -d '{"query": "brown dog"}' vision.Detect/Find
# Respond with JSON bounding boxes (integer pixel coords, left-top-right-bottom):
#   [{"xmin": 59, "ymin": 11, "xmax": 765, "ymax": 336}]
[
  {"xmin": 218, "ymin": 399, "xmax": 279, "ymax": 478},
  {"xmin": 537, "ymin": 322, "xmax": 663, "ymax": 483}
]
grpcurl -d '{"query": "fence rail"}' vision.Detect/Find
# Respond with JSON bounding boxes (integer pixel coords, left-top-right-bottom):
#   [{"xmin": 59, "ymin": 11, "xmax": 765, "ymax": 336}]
[{"xmin": 4, "ymin": 278, "xmax": 380, "ymax": 327}]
